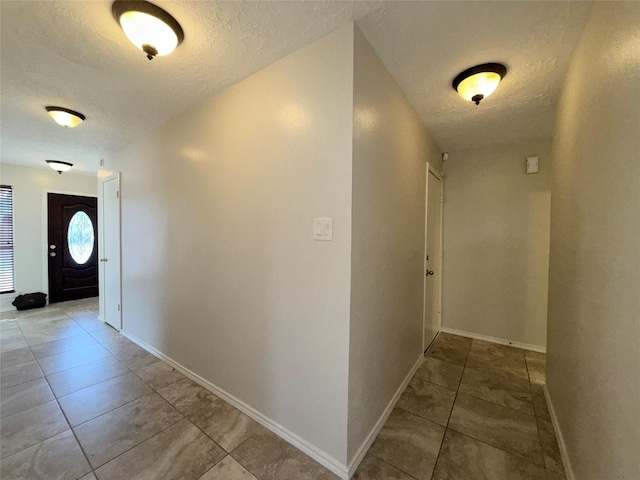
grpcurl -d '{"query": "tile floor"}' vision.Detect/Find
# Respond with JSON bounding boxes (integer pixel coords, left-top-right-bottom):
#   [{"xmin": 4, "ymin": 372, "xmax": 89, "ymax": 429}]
[{"xmin": 1, "ymin": 300, "xmax": 565, "ymax": 480}]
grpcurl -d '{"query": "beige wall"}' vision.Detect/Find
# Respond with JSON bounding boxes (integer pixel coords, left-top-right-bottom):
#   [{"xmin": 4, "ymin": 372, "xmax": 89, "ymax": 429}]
[
  {"xmin": 547, "ymin": 2, "xmax": 640, "ymax": 479},
  {"xmin": 103, "ymin": 26, "xmax": 354, "ymax": 467},
  {"xmin": 347, "ymin": 26, "xmax": 442, "ymax": 462},
  {"xmin": 0, "ymin": 163, "xmax": 96, "ymax": 311},
  {"xmin": 441, "ymin": 139, "xmax": 551, "ymax": 349}
]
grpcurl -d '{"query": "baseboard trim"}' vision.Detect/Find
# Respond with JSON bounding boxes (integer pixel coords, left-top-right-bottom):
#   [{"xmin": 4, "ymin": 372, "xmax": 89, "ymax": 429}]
[
  {"xmin": 346, "ymin": 353, "xmax": 425, "ymax": 477},
  {"xmin": 120, "ymin": 329, "xmax": 350, "ymax": 479},
  {"xmin": 439, "ymin": 327, "xmax": 546, "ymax": 353},
  {"xmin": 543, "ymin": 385, "xmax": 575, "ymax": 480}
]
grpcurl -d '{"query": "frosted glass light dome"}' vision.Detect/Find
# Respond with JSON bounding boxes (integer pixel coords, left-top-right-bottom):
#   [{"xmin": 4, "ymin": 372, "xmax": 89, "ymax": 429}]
[
  {"xmin": 112, "ymin": 1, "xmax": 184, "ymax": 60},
  {"xmin": 452, "ymin": 63, "xmax": 507, "ymax": 105}
]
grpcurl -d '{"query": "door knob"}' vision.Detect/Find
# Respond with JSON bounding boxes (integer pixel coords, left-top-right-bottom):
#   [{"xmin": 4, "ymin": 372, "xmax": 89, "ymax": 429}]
[
  {"xmin": 49, "ymin": 244, "xmax": 56, "ymax": 250},
  {"xmin": 100, "ymin": 258, "xmax": 108, "ymax": 262},
  {"xmin": 49, "ymin": 252, "xmax": 56, "ymax": 257},
  {"xmin": 426, "ymin": 270, "xmax": 434, "ymax": 276}
]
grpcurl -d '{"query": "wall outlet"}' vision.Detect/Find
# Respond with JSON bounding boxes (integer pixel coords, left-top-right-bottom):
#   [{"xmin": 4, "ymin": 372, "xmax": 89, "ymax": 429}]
[{"xmin": 313, "ymin": 218, "xmax": 333, "ymax": 241}]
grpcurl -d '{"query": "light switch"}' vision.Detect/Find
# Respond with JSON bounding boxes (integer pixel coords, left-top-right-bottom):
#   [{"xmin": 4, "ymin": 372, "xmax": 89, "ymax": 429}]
[
  {"xmin": 526, "ymin": 156, "xmax": 539, "ymax": 174},
  {"xmin": 313, "ymin": 218, "xmax": 333, "ymax": 241}
]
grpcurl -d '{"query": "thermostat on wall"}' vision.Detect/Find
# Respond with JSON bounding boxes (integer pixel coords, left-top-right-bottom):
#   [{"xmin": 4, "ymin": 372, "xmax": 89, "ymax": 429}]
[{"xmin": 526, "ymin": 156, "xmax": 539, "ymax": 174}]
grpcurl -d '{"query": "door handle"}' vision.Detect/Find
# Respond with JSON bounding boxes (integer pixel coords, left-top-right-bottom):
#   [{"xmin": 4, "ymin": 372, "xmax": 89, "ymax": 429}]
[
  {"xmin": 49, "ymin": 252, "xmax": 56, "ymax": 257},
  {"xmin": 426, "ymin": 270, "xmax": 434, "ymax": 276},
  {"xmin": 100, "ymin": 258, "xmax": 108, "ymax": 262}
]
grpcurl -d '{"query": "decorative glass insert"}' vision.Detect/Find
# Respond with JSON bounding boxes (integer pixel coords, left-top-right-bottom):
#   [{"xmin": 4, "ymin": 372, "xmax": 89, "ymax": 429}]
[{"xmin": 67, "ymin": 211, "xmax": 94, "ymax": 264}]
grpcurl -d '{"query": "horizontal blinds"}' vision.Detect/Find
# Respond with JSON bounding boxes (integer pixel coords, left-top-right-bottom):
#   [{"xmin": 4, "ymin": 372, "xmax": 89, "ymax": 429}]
[{"xmin": 0, "ymin": 185, "xmax": 15, "ymax": 294}]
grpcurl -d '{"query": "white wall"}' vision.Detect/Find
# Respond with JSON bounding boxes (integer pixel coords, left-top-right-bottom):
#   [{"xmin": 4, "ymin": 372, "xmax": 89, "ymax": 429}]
[
  {"xmin": 347, "ymin": 26, "xmax": 442, "ymax": 463},
  {"xmin": 547, "ymin": 2, "xmax": 640, "ymax": 479},
  {"xmin": 0, "ymin": 163, "xmax": 97, "ymax": 311},
  {"xmin": 103, "ymin": 25, "xmax": 354, "ymax": 467},
  {"xmin": 441, "ymin": 139, "xmax": 552, "ymax": 349}
]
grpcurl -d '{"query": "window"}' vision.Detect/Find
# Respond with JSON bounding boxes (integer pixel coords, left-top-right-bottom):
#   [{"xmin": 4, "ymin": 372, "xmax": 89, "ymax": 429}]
[
  {"xmin": 67, "ymin": 211, "xmax": 94, "ymax": 265},
  {"xmin": 0, "ymin": 185, "xmax": 14, "ymax": 293}
]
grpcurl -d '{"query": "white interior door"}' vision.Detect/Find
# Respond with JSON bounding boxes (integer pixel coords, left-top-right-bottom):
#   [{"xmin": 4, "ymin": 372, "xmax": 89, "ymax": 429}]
[
  {"xmin": 423, "ymin": 166, "xmax": 443, "ymax": 351},
  {"xmin": 100, "ymin": 174, "xmax": 122, "ymax": 330}
]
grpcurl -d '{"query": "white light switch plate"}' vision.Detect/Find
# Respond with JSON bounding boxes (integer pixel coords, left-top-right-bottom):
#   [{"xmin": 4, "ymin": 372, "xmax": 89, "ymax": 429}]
[
  {"xmin": 526, "ymin": 156, "xmax": 539, "ymax": 174},
  {"xmin": 313, "ymin": 218, "xmax": 333, "ymax": 241}
]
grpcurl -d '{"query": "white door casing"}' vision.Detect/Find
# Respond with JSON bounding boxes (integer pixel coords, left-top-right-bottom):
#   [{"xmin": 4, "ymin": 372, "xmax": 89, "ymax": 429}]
[
  {"xmin": 99, "ymin": 173, "xmax": 122, "ymax": 330},
  {"xmin": 423, "ymin": 164, "xmax": 443, "ymax": 352}
]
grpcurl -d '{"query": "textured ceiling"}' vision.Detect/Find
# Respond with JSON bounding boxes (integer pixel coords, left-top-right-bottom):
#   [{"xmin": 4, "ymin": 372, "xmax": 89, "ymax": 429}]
[{"xmin": 0, "ymin": 1, "xmax": 592, "ymax": 174}]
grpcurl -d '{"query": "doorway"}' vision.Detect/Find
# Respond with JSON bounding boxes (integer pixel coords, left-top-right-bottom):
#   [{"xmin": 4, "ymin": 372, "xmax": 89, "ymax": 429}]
[
  {"xmin": 47, "ymin": 193, "xmax": 98, "ymax": 303},
  {"xmin": 99, "ymin": 173, "xmax": 122, "ymax": 330},
  {"xmin": 423, "ymin": 164, "xmax": 443, "ymax": 352}
]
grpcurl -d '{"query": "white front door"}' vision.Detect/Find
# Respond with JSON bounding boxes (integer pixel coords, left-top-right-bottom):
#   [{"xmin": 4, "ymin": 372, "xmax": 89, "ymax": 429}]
[
  {"xmin": 423, "ymin": 166, "xmax": 443, "ymax": 351},
  {"xmin": 100, "ymin": 175, "xmax": 122, "ymax": 330}
]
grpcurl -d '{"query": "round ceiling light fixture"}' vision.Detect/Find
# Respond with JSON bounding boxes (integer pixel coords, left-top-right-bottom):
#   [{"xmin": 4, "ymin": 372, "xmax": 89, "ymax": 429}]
[
  {"xmin": 45, "ymin": 106, "xmax": 86, "ymax": 128},
  {"xmin": 452, "ymin": 63, "xmax": 507, "ymax": 105},
  {"xmin": 46, "ymin": 160, "xmax": 74, "ymax": 174},
  {"xmin": 112, "ymin": 0, "xmax": 184, "ymax": 60}
]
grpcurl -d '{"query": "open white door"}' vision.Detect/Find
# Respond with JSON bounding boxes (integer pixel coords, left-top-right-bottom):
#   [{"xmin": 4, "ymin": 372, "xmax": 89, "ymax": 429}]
[
  {"xmin": 99, "ymin": 173, "xmax": 122, "ymax": 330},
  {"xmin": 423, "ymin": 164, "xmax": 443, "ymax": 352}
]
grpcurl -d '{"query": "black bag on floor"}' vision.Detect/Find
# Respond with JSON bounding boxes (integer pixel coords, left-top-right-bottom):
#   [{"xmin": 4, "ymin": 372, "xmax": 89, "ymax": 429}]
[{"xmin": 12, "ymin": 292, "xmax": 47, "ymax": 311}]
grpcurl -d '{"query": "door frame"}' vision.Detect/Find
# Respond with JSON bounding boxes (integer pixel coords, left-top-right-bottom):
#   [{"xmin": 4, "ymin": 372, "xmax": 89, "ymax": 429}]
[
  {"xmin": 42, "ymin": 190, "xmax": 98, "ymax": 303},
  {"xmin": 422, "ymin": 163, "xmax": 444, "ymax": 352},
  {"xmin": 98, "ymin": 172, "xmax": 122, "ymax": 329}
]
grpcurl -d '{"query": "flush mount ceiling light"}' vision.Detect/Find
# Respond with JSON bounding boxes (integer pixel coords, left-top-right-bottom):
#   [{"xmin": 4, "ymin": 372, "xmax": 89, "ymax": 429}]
[
  {"xmin": 452, "ymin": 63, "xmax": 507, "ymax": 105},
  {"xmin": 46, "ymin": 160, "xmax": 73, "ymax": 174},
  {"xmin": 45, "ymin": 106, "xmax": 86, "ymax": 128},
  {"xmin": 112, "ymin": 0, "xmax": 184, "ymax": 60}
]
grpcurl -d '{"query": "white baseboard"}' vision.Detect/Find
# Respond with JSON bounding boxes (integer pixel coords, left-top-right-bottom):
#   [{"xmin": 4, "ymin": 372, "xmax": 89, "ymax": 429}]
[
  {"xmin": 346, "ymin": 353, "xmax": 425, "ymax": 477},
  {"xmin": 120, "ymin": 329, "xmax": 350, "ymax": 479},
  {"xmin": 439, "ymin": 327, "xmax": 546, "ymax": 353},
  {"xmin": 543, "ymin": 385, "xmax": 575, "ymax": 480}
]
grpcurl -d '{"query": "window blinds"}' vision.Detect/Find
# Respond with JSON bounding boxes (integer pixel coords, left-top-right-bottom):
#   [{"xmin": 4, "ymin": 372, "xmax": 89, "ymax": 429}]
[{"xmin": 0, "ymin": 185, "xmax": 15, "ymax": 294}]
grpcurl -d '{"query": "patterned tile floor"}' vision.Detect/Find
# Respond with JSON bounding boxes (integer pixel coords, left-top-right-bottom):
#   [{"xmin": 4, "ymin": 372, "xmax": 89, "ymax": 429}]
[{"xmin": 0, "ymin": 300, "xmax": 565, "ymax": 480}]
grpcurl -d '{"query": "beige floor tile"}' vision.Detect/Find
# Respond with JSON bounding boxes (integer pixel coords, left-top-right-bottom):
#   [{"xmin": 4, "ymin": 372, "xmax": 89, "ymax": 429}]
[
  {"xmin": 0, "ymin": 430, "xmax": 91, "ymax": 480},
  {"xmin": 21, "ymin": 319, "xmax": 86, "ymax": 346},
  {"xmin": 74, "ymin": 392, "xmax": 184, "ymax": 468},
  {"xmin": 190, "ymin": 397, "xmax": 262, "ymax": 452},
  {"xmin": 1, "ymin": 361, "xmax": 44, "ymax": 389},
  {"xmin": 47, "ymin": 356, "xmax": 130, "ymax": 398},
  {"xmin": 69, "ymin": 314, "xmax": 103, "ymax": 332},
  {"xmin": 459, "ymin": 367, "xmax": 534, "ymax": 415},
  {"xmin": 532, "ymin": 386, "xmax": 551, "ymax": 421},
  {"xmin": 545, "ymin": 470, "xmax": 567, "ymax": 479},
  {"xmin": 0, "ymin": 400, "xmax": 69, "ymax": 458},
  {"xmin": 0, "ymin": 336, "xmax": 29, "ymax": 353},
  {"xmin": 432, "ymin": 429, "xmax": 546, "ymax": 480},
  {"xmin": 58, "ymin": 372, "xmax": 153, "ymax": 426},
  {"xmin": 353, "ymin": 455, "xmax": 415, "ymax": 479},
  {"xmin": 79, "ymin": 473, "xmax": 98, "ymax": 480},
  {"xmin": 466, "ymin": 341, "xmax": 529, "ymax": 381},
  {"xmin": 397, "ymin": 378, "xmax": 456, "ymax": 426},
  {"xmin": 414, "ymin": 356, "xmax": 464, "ymax": 390},
  {"xmin": 449, "ymin": 394, "xmax": 543, "ymax": 466},
  {"xmin": 88, "ymin": 325, "xmax": 121, "ymax": 344},
  {"xmin": 30, "ymin": 333, "xmax": 98, "ymax": 360},
  {"xmin": 525, "ymin": 351, "xmax": 547, "ymax": 386},
  {"xmin": 110, "ymin": 341, "xmax": 158, "ymax": 370},
  {"xmin": 369, "ymin": 408, "xmax": 445, "ymax": 480},
  {"xmin": 1, "ymin": 347, "xmax": 35, "ymax": 370},
  {"xmin": 199, "ymin": 455, "xmax": 258, "ymax": 480},
  {"xmin": 38, "ymin": 343, "xmax": 113, "ymax": 375},
  {"xmin": 427, "ymin": 333, "xmax": 472, "ymax": 366},
  {"xmin": 537, "ymin": 417, "xmax": 564, "ymax": 473},
  {"xmin": 1, "ymin": 378, "xmax": 54, "ymax": 418},
  {"xmin": 158, "ymin": 377, "xmax": 220, "ymax": 416},
  {"xmin": 232, "ymin": 428, "xmax": 339, "ymax": 480},
  {"xmin": 135, "ymin": 360, "xmax": 185, "ymax": 389},
  {"xmin": 95, "ymin": 418, "xmax": 225, "ymax": 480}
]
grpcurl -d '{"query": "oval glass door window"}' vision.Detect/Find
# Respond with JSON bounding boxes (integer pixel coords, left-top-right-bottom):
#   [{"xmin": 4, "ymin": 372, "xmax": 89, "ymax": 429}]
[{"xmin": 67, "ymin": 211, "xmax": 94, "ymax": 264}]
